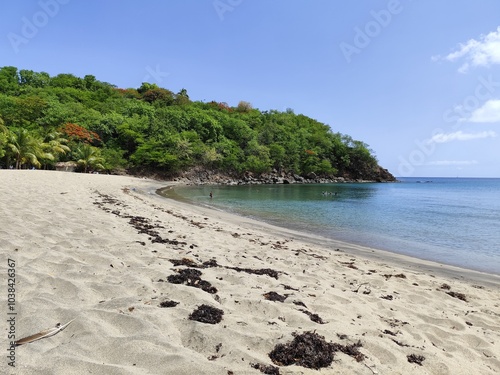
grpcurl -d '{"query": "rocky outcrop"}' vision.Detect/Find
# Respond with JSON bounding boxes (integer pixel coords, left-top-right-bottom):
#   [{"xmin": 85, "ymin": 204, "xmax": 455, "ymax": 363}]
[
  {"xmin": 374, "ymin": 166, "xmax": 397, "ymax": 182},
  {"xmin": 174, "ymin": 166, "xmax": 397, "ymax": 186}
]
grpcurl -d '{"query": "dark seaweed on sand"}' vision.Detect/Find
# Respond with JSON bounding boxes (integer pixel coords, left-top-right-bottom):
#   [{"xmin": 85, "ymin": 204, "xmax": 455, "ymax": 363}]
[
  {"xmin": 382, "ymin": 273, "xmax": 407, "ymax": 280},
  {"xmin": 269, "ymin": 331, "xmax": 335, "ymax": 369},
  {"xmin": 438, "ymin": 283, "xmax": 467, "ymax": 301},
  {"xmin": 281, "ymin": 284, "xmax": 299, "ymax": 291},
  {"xmin": 168, "ymin": 257, "xmax": 279, "ymax": 279},
  {"xmin": 167, "ymin": 268, "xmax": 218, "ymax": 294},
  {"xmin": 127, "ymin": 215, "xmax": 186, "ymax": 246},
  {"xmin": 94, "ymin": 193, "xmax": 186, "ymax": 247},
  {"xmin": 159, "ymin": 300, "xmax": 179, "ymax": 308},
  {"xmin": 203, "ymin": 259, "xmax": 219, "ymax": 268},
  {"xmin": 250, "ymin": 362, "xmax": 280, "ymax": 375},
  {"xmin": 331, "ymin": 341, "xmax": 365, "ymax": 362},
  {"xmin": 383, "ymin": 329, "xmax": 398, "ymax": 336},
  {"xmin": 446, "ymin": 291, "xmax": 468, "ymax": 302},
  {"xmin": 340, "ymin": 261, "xmax": 358, "ymax": 270},
  {"xmin": 407, "ymin": 354, "xmax": 425, "ymax": 366},
  {"xmin": 299, "ymin": 309, "xmax": 326, "ymax": 324},
  {"xmin": 228, "ymin": 266, "xmax": 279, "ymax": 279},
  {"xmin": 263, "ymin": 292, "xmax": 288, "ymax": 302},
  {"xmin": 169, "ymin": 258, "xmax": 201, "ymax": 268},
  {"xmin": 169, "ymin": 258, "xmax": 220, "ymax": 268},
  {"xmin": 189, "ymin": 304, "xmax": 224, "ymax": 324},
  {"xmin": 168, "ymin": 268, "xmax": 202, "ymax": 279},
  {"xmin": 293, "ymin": 300, "xmax": 307, "ymax": 308}
]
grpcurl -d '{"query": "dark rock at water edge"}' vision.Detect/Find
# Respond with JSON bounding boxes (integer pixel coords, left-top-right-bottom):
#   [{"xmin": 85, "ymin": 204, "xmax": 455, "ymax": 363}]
[{"xmin": 173, "ymin": 166, "xmax": 397, "ymax": 186}]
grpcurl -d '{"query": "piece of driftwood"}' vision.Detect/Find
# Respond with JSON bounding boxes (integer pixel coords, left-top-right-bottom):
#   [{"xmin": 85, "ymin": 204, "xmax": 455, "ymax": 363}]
[{"xmin": 15, "ymin": 319, "xmax": 74, "ymax": 346}]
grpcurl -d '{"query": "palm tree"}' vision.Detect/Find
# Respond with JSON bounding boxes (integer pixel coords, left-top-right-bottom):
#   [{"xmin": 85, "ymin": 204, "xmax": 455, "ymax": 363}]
[
  {"xmin": 0, "ymin": 117, "xmax": 8, "ymax": 159},
  {"xmin": 41, "ymin": 131, "xmax": 70, "ymax": 169},
  {"xmin": 7, "ymin": 128, "xmax": 53, "ymax": 169},
  {"xmin": 75, "ymin": 143, "xmax": 104, "ymax": 173}
]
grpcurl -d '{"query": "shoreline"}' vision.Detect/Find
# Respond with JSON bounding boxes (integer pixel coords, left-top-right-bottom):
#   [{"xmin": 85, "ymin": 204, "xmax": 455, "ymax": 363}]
[
  {"xmin": 160, "ymin": 183, "xmax": 500, "ymax": 284},
  {"xmin": 3, "ymin": 170, "xmax": 499, "ymax": 374}
]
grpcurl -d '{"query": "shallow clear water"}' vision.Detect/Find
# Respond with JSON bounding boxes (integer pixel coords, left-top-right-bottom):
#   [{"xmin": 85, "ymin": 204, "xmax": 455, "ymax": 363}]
[{"xmin": 167, "ymin": 178, "xmax": 500, "ymax": 275}]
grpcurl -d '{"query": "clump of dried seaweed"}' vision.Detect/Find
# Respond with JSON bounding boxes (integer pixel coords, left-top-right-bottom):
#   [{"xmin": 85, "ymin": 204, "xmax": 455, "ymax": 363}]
[
  {"xmin": 264, "ymin": 292, "xmax": 288, "ymax": 302},
  {"xmin": 382, "ymin": 273, "xmax": 407, "ymax": 280},
  {"xmin": 293, "ymin": 300, "xmax": 307, "ymax": 308},
  {"xmin": 167, "ymin": 268, "xmax": 217, "ymax": 294},
  {"xmin": 299, "ymin": 309, "xmax": 326, "ymax": 324},
  {"xmin": 189, "ymin": 304, "xmax": 224, "ymax": 324},
  {"xmin": 331, "ymin": 341, "xmax": 365, "ymax": 362},
  {"xmin": 250, "ymin": 362, "xmax": 280, "ymax": 374},
  {"xmin": 158, "ymin": 300, "xmax": 179, "ymax": 308},
  {"xmin": 168, "ymin": 258, "xmax": 280, "ymax": 279},
  {"xmin": 228, "ymin": 266, "xmax": 279, "ymax": 279},
  {"xmin": 446, "ymin": 291, "xmax": 468, "ymax": 302},
  {"xmin": 269, "ymin": 331, "xmax": 335, "ymax": 369},
  {"xmin": 438, "ymin": 283, "xmax": 467, "ymax": 301},
  {"xmin": 407, "ymin": 354, "xmax": 425, "ymax": 366},
  {"xmin": 168, "ymin": 258, "xmax": 220, "ymax": 268}
]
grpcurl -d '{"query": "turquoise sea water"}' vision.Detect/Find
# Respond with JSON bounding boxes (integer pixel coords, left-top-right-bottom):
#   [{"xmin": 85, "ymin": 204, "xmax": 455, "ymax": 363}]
[{"xmin": 168, "ymin": 178, "xmax": 500, "ymax": 275}]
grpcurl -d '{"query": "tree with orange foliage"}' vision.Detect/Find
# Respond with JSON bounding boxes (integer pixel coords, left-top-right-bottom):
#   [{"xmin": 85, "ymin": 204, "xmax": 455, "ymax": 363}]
[{"xmin": 59, "ymin": 123, "xmax": 101, "ymax": 145}]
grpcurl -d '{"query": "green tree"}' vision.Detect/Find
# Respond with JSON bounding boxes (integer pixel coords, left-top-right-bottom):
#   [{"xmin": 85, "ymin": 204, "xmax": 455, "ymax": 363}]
[
  {"xmin": 186, "ymin": 108, "xmax": 222, "ymax": 142},
  {"xmin": 268, "ymin": 143, "xmax": 285, "ymax": 171},
  {"xmin": 131, "ymin": 139, "xmax": 180, "ymax": 172},
  {"xmin": 201, "ymin": 147, "xmax": 222, "ymax": 168},
  {"xmin": 83, "ymin": 75, "xmax": 97, "ymax": 90},
  {"xmin": 115, "ymin": 116, "xmax": 147, "ymax": 156},
  {"xmin": 37, "ymin": 98, "xmax": 75, "ymax": 128},
  {"xmin": 41, "ymin": 131, "xmax": 70, "ymax": 168},
  {"xmin": 142, "ymin": 88, "xmax": 174, "ymax": 106},
  {"xmin": 213, "ymin": 138, "xmax": 244, "ymax": 172},
  {"xmin": 347, "ymin": 140, "xmax": 378, "ymax": 179},
  {"xmin": 7, "ymin": 128, "xmax": 52, "ymax": 169},
  {"xmin": 50, "ymin": 73, "xmax": 84, "ymax": 89},
  {"xmin": 236, "ymin": 101, "xmax": 252, "ymax": 113},
  {"xmin": 243, "ymin": 139, "xmax": 271, "ymax": 173},
  {"xmin": 137, "ymin": 82, "xmax": 159, "ymax": 94},
  {"xmin": 0, "ymin": 117, "xmax": 7, "ymax": 160},
  {"xmin": 222, "ymin": 118, "xmax": 254, "ymax": 147},
  {"xmin": 75, "ymin": 143, "xmax": 105, "ymax": 173},
  {"xmin": 174, "ymin": 88, "xmax": 190, "ymax": 105},
  {"xmin": 16, "ymin": 96, "xmax": 48, "ymax": 126},
  {"xmin": 101, "ymin": 147, "xmax": 127, "ymax": 172},
  {"xmin": 19, "ymin": 70, "xmax": 50, "ymax": 88},
  {"xmin": 0, "ymin": 66, "xmax": 19, "ymax": 94}
]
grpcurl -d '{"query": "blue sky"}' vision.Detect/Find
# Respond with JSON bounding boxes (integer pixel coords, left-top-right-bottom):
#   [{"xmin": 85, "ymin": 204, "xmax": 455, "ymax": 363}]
[{"xmin": 1, "ymin": 0, "xmax": 500, "ymax": 177}]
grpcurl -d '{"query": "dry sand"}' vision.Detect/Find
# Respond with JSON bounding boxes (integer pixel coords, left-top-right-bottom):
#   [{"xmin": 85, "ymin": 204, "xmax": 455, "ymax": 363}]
[{"xmin": 1, "ymin": 170, "xmax": 499, "ymax": 375}]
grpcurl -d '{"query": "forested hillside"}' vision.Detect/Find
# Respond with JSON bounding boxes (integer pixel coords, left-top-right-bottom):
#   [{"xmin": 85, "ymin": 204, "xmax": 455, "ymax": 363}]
[{"xmin": 0, "ymin": 66, "xmax": 394, "ymax": 181}]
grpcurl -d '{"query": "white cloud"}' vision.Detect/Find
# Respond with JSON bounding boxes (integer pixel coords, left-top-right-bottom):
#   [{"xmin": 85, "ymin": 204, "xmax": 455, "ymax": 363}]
[
  {"xmin": 428, "ymin": 160, "xmax": 478, "ymax": 166},
  {"xmin": 436, "ymin": 26, "xmax": 500, "ymax": 72},
  {"xmin": 468, "ymin": 99, "xmax": 500, "ymax": 123},
  {"xmin": 427, "ymin": 130, "xmax": 496, "ymax": 144}
]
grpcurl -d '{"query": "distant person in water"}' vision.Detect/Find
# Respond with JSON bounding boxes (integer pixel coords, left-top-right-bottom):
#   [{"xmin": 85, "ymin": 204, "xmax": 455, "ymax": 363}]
[{"xmin": 209, "ymin": 191, "xmax": 213, "ymax": 199}]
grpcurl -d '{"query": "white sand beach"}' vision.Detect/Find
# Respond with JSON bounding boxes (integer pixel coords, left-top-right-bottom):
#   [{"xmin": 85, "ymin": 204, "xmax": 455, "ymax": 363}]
[{"xmin": 1, "ymin": 170, "xmax": 499, "ymax": 375}]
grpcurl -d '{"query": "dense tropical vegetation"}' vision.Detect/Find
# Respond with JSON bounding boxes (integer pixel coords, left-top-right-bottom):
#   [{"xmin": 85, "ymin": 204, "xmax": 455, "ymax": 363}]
[{"xmin": 0, "ymin": 66, "xmax": 393, "ymax": 181}]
